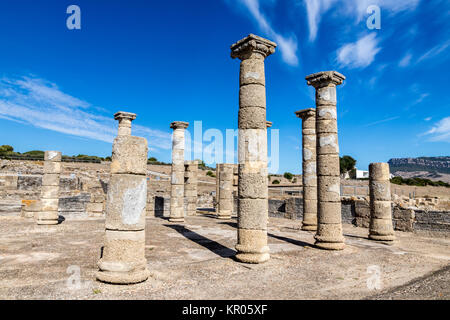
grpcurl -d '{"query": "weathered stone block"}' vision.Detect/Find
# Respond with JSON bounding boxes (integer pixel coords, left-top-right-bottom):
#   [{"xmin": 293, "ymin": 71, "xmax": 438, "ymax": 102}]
[
  {"xmin": 105, "ymin": 174, "xmax": 147, "ymax": 231},
  {"xmin": 111, "ymin": 135, "xmax": 148, "ymax": 175}
]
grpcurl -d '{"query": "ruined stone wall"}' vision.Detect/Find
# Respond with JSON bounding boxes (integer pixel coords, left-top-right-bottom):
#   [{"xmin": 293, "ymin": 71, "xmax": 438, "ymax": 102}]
[
  {"xmin": 268, "ymin": 197, "xmax": 449, "ymax": 234},
  {"xmin": 0, "ymin": 160, "xmax": 214, "ymax": 218}
]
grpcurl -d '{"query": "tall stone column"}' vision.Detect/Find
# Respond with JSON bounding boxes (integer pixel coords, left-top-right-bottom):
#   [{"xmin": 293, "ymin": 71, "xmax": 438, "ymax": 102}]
[
  {"xmin": 96, "ymin": 111, "xmax": 150, "ymax": 284},
  {"xmin": 306, "ymin": 71, "xmax": 346, "ymax": 250},
  {"xmin": 217, "ymin": 164, "xmax": 234, "ymax": 220},
  {"xmin": 37, "ymin": 151, "xmax": 61, "ymax": 225},
  {"xmin": 369, "ymin": 163, "xmax": 395, "ymax": 242},
  {"xmin": 295, "ymin": 108, "xmax": 317, "ymax": 231},
  {"xmin": 169, "ymin": 121, "xmax": 189, "ymax": 223},
  {"xmin": 215, "ymin": 163, "xmax": 222, "ymax": 212},
  {"xmin": 231, "ymin": 34, "xmax": 276, "ymax": 263},
  {"xmin": 184, "ymin": 160, "xmax": 198, "ymax": 216},
  {"xmin": 114, "ymin": 111, "xmax": 136, "ymax": 136}
]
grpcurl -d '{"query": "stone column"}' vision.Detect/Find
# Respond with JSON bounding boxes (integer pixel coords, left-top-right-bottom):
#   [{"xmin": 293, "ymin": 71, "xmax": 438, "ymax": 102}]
[
  {"xmin": 37, "ymin": 151, "xmax": 61, "ymax": 225},
  {"xmin": 114, "ymin": 111, "xmax": 136, "ymax": 136},
  {"xmin": 369, "ymin": 163, "xmax": 395, "ymax": 242},
  {"xmin": 231, "ymin": 34, "xmax": 276, "ymax": 263},
  {"xmin": 169, "ymin": 121, "xmax": 189, "ymax": 223},
  {"xmin": 184, "ymin": 160, "xmax": 198, "ymax": 216},
  {"xmin": 215, "ymin": 163, "xmax": 222, "ymax": 212},
  {"xmin": 306, "ymin": 71, "xmax": 346, "ymax": 250},
  {"xmin": 96, "ymin": 111, "xmax": 150, "ymax": 284},
  {"xmin": 295, "ymin": 108, "xmax": 317, "ymax": 231},
  {"xmin": 217, "ymin": 164, "xmax": 234, "ymax": 220},
  {"xmin": 21, "ymin": 200, "xmax": 40, "ymax": 219}
]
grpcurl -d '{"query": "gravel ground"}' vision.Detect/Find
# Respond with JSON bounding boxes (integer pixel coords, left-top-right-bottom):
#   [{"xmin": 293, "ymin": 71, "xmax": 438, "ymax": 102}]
[{"xmin": 0, "ymin": 214, "xmax": 448, "ymax": 300}]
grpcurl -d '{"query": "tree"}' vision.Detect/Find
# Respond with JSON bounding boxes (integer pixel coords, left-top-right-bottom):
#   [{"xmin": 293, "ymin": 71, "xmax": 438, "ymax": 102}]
[
  {"xmin": 340, "ymin": 155, "xmax": 356, "ymax": 174},
  {"xmin": 283, "ymin": 172, "xmax": 293, "ymax": 180},
  {"xmin": 0, "ymin": 145, "xmax": 14, "ymax": 154},
  {"xmin": 148, "ymin": 157, "xmax": 157, "ymax": 162},
  {"xmin": 206, "ymin": 170, "xmax": 215, "ymax": 177}
]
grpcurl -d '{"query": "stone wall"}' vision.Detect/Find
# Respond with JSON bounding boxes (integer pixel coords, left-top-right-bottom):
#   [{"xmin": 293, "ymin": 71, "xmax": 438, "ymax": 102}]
[
  {"xmin": 268, "ymin": 197, "xmax": 449, "ymax": 234},
  {"xmin": 0, "ymin": 160, "xmax": 214, "ymax": 218}
]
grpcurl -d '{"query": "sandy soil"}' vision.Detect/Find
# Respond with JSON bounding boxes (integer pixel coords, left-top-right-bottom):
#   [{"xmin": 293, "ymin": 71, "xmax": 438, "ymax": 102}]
[{"xmin": 0, "ymin": 214, "xmax": 448, "ymax": 300}]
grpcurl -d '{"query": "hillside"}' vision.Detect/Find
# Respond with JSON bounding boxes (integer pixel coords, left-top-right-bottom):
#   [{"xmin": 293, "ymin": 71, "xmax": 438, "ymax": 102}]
[{"xmin": 388, "ymin": 157, "xmax": 450, "ymax": 183}]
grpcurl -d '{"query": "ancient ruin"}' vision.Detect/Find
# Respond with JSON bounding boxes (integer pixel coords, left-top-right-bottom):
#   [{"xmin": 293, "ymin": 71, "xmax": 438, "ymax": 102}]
[
  {"xmin": 37, "ymin": 151, "xmax": 62, "ymax": 225},
  {"xmin": 96, "ymin": 111, "xmax": 150, "ymax": 284},
  {"xmin": 217, "ymin": 163, "xmax": 233, "ymax": 220},
  {"xmin": 369, "ymin": 162, "xmax": 396, "ymax": 242},
  {"xmin": 231, "ymin": 34, "xmax": 276, "ymax": 263},
  {"xmin": 306, "ymin": 71, "xmax": 346, "ymax": 250},
  {"xmin": 184, "ymin": 160, "xmax": 198, "ymax": 216},
  {"xmin": 169, "ymin": 121, "xmax": 189, "ymax": 223},
  {"xmin": 295, "ymin": 108, "xmax": 317, "ymax": 231}
]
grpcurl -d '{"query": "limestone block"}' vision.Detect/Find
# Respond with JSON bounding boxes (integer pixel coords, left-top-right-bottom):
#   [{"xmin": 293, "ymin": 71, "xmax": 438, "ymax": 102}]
[
  {"xmin": 316, "ymin": 86, "xmax": 337, "ymax": 105},
  {"xmin": 238, "ymin": 107, "xmax": 267, "ymax": 129},
  {"xmin": 237, "ymin": 169, "xmax": 267, "ymax": 199},
  {"xmin": 42, "ymin": 174, "xmax": 60, "ymax": 186},
  {"xmin": 317, "ymin": 134, "xmax": 339, "ymax": 154},
  {"xmin": 240, "ymin": 58, "xmax": 265, "ymax": 86},
  {"xmin": 86, "ymin": 202, "xmax": 104, "ymax": 213},
  {"xmin": 318, "ymin": 202, "xmax": 342, "ymax": 224},
  {"xmin": 316, "ymin": 106, "xmax": 337, "ymax": 120},
  {"xmin": 44, "ymin": 151, "xmax": 62, "ymax": 162},
  {"xmin": 41, "ymin": 198, "xmax": 59, "ymax": 211},
  {"xmin": 317, "ymin": 176, "xmax": 341, "ymax": 202},
  {"xmin": 41, "ymin": 186, "xmax": 59, "ymax": 199},
  {"xmin": 111, "ymin": 136, "xmax": 148, "ymax": 175},
  {"xmin": 370, "ymin": 181, "xmax": 391, "ymax": 201},
  {"xmin": 370, "ymin": 200, "xmax": 392, "ymax": 219},
  {"xmin": 239, "ymin": 84, "xmax": 266, "ymax": 108},
  {"xmin": 105, "ymin": 174, "xmax": 147, "ymax": 231},
  {"xmin": 238, "ymin": 129, "xmax": 267, "ymax": 163},
  {"xmin": 235, "ymin": 228, "xmax": 270, "ymax": 263},
  {"xmin": 43, "ymin": 161, "xmax": 61, "ymax": 174},
  {"xmin": 238, "ymin": 199, "xmax": 268, "ymax": 229},
  {"xmin": 369, "ymin": 163, "xmax": 390, "ymax": 181}
]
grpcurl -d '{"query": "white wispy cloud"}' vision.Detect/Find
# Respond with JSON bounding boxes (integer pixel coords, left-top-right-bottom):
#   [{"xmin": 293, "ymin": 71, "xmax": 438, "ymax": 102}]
[
  {"xmin": 424, "ymin": 117, "xmax": 432, "ymax": 121},
  {"xmin": 336, "ymin": 33, "xmax": 381, "ymax": 69},
  {"xmin": 398, "ymin": 52, "xmax": 412, "ymax": 67},
  {"xmin": 363, "ymin": 116, "xmax": 400, "ymax": 127},
  {"xmin": 0, "ymin": 75, "xmax": 172, "ymax": 150},
  {"xmin": 416, "ymin": 39, "xmax": 450, "ymax": 63},
  {"xmin": 232, "ymin": 0, "xmax": 299, "ymax": 66},
  {"xmin": 424, "ymin": 117, "xmax": 450, "ymax": 142},
  {"xmin": 303, "ymin": 0, "xmax": 421, "ymax": 41}
]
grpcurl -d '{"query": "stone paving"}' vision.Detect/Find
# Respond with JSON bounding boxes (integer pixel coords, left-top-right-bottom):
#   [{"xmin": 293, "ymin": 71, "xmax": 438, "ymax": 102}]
[{"xmin": 0, "ymin": 214, "xmax": 448, "ymax": 299}]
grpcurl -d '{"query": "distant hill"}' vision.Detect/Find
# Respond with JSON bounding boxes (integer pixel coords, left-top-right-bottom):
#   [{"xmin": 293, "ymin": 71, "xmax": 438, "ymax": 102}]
[
  {"xmin": 388, "ymin": 157, "xmax": 450, "ymax": 174},
  {"xmin": 388, "ymin": 157, "xmax": 450, "ymax": 183}
]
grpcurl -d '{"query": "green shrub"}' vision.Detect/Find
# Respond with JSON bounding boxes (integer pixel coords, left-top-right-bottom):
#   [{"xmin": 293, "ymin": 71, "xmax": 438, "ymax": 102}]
[
  {"xmin": 272, "ymin": 180, "xmax": 280, "ymax": 184},
  {"xmin": 283, "ymin": 172, "xmax": 293, "ymax": 180}
]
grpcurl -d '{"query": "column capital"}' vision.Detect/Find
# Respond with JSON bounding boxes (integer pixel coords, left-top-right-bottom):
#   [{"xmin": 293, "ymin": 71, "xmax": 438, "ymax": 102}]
[
  {"xmin": 170, "ymin": 121, "xmax": 189, "ymax": 130},
  {"xmin": 114, "ymin": 111, "xmax": 136, "ymax": 122},
  {"xmin": 305, "ymin": 71, "xmax": 345, "ymax": 88},
  {"xmin": 231, "ymin": 34, "xmax": 277, "ymax": 60},
  {"xmin": 295, "ymin": 108, "xmax": 316, "ymax": 120}
]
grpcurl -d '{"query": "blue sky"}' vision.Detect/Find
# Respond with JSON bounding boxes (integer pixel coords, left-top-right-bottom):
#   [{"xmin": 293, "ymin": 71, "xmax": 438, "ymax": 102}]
[{"xmin": 0, "ymin": 0, "xmax": 449, "ymax": 174}]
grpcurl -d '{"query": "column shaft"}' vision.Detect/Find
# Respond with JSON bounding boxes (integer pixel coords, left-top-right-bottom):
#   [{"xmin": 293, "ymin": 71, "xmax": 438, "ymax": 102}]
[
  {"xmin": 96, "ymin": 112, "xmax": 150, "ymax": 284},
  {"xmin": 369, "ymin": 163, "xmax": 395, "ymax": 242},
  {"xmin": 37, "ymin": 151, "xmax": 61, "ymax": 225},
  {"xmin": 306, "ymin": 71, "xmax": 346, "ymax": 250},
  {"xmin": 231, "ymin": 34, "xmax": 276, "ymax": 264},
  {"xmin": 217, "ymin": 164, "xmax": 233, "ymax": 220},
  {"xmin": 169, "ymin": 121, "xmax": 189, "ymax": 222}
]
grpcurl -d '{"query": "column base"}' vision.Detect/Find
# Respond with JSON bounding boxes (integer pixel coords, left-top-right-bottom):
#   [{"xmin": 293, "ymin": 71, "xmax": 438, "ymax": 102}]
[
  {"xmin": 314, "ymin": 240, "xmax": 345, "ymax": 250},
  {"xmin": 235, "ymin": 252, "xmax": 270, "ymax": 264},
  {"xmin": 96, "ymin": 268, "xmax": 150, "ymax": 285},
  {"xmin": 36, "ymin": 220, "xmax": 59, "ymax": 225},
  {"xmin": 217, "ymin": 215, "xmax": 232, "ymax": 220},
  {"xmin": 169, "ymin": 217, "xmax": 185, "ymax": 223},
  {"xmin": 369, "ymin": 234, "xmax": 396, "ymax": 243},
  {"xmin": 301, "ymin": 224, "xmax": 317, "ymax": 231}
]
